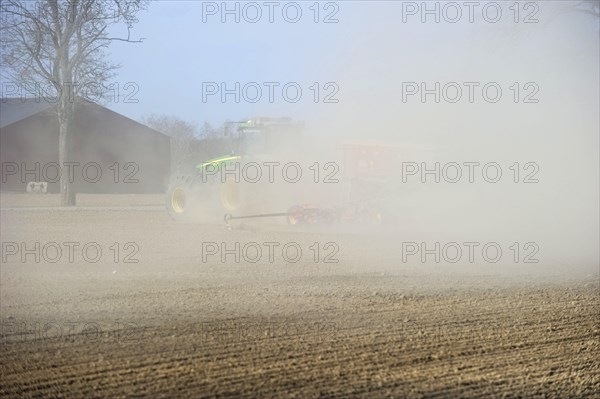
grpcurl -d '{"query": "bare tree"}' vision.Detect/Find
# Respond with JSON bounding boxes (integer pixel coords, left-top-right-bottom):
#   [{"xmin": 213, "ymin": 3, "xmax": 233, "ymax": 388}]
[
  {"xmin": 572, "ymin": 0, "xmax": 600, "ymax": 19},
  {"xmin": 549, "ymin": 0, "xmax": 600, "ymax": 28},
  {"xmin": 142, "ymin": 114, "xmax": 200, "ymax": 174},
  {"xmin": 0, "ymin": 0, "xmax": 147, "ymax": 205},
  {"xmin": 143, "ymin": 114, "xmax": 232, "ymax": 176}
]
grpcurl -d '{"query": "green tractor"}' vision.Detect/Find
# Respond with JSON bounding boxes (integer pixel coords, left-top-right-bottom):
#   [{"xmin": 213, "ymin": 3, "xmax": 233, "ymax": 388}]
[{"xmin": 166, "ymin": 117, "xmax": 304, "ymax": 222}]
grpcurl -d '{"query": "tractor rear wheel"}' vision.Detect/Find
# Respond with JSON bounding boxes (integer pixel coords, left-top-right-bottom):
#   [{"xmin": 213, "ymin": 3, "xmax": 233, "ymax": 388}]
[
  {"xmin": 167, "ymin": 175, "xmax": 248, "ymax": 222},
  {"xmin": 220, "ymin": 176, "xmax": 243, "ymax": 213}
]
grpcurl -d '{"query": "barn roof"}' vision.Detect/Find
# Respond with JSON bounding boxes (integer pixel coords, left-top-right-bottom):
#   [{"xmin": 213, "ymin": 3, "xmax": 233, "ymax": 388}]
[
  {"xmin": 0, "ymin": 98, "xmax": 168, "ymax": 140},
  {"xmin": 0, "ymin": 98, "xmax": 55, "ymax": 128}
]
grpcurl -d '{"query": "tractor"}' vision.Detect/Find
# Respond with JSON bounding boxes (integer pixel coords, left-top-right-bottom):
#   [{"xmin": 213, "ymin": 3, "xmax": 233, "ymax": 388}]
[
  {"xmin": 166, "ymin": 117, "xmax": 305, "ymax": 222},
  {"xmin": 167, "ymin": 117, "xmax": 420, "ymax": 226}
]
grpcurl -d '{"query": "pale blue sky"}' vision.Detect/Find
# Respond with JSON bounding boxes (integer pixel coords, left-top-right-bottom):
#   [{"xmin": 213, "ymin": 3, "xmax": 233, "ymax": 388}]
[
  {"xmin": 107, "ymin": 1, "xmax": 481, "ymax": 127},
  {"xmin": 106, "ymin": 0, "xmax": 598, "ymax": 140}
]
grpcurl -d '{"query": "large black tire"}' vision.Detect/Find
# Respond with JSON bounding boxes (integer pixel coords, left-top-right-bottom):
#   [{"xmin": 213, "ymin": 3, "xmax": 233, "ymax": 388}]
[
  {"xmin": 166, "ymin": 174, "xmax": 247, "ymax": 222},
  {"xmin": 219, "ymin": 176, "xmax": 244, "ymax": 213},
  {"xmin": 166, "ymin": 174, "xmax": 207, "ymax": 222}
]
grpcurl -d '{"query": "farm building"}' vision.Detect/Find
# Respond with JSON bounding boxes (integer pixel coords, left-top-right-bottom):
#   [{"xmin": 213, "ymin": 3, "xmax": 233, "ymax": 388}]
[{"xmin": 0, "ymin": 98, "xmax": 170, "ymax": 194}]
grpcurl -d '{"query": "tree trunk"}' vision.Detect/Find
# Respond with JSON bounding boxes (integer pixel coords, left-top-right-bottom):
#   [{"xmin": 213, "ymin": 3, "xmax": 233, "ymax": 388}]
[
  {"xmin": 59, "ymin": 107, "xmax": 76, "ymax": 206},
  {"xmin": 58, "ymin": 39, "xmax": 76, "ymax": 206}
]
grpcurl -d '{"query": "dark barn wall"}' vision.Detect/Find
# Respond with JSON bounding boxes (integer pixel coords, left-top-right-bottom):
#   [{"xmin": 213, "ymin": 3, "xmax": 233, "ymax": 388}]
[
  {"xmin": 0, "ymin": 103, "xmax": 170, "ymax": 194},
  {"xmin": 71, "ymin": 103, "xmax": 171, "ymax": 194},
  {"xmin": 0, "ymin": 111, "xmax": 59, "ymax": 192}
]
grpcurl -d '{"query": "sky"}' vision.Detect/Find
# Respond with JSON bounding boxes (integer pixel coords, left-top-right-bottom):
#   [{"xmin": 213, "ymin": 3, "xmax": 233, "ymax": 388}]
[
  {"xmin": 106, "ymin": 1, "xmax": 598, "ymax": 138},
  {"xmin": 108, "ymin": 0, "xmax": 355, "ymax": 126}
]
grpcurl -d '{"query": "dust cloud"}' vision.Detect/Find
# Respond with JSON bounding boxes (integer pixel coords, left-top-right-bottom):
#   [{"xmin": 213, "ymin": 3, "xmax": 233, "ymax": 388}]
[{"xmin": 245, "ymin": 1, "xmax": 600, "ymax": 277}]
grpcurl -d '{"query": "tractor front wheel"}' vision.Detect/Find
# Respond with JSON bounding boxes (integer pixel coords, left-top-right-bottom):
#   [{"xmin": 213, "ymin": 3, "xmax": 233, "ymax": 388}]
[{"xmin": 166, "ymin": 175, "xmax": 206, "ymax": 222}]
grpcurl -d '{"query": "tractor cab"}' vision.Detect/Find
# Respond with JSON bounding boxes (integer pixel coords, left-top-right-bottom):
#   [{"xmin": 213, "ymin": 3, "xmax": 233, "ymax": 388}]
[{"xmin": 224, "ymin": 117, "xmax": 303, "ymax": 157}]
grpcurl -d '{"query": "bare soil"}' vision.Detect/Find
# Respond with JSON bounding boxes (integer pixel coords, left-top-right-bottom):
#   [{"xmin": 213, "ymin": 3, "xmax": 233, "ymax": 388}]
[{"xmin": 0, "ymin": 201, "xmax": 598, "ymax": 398}]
